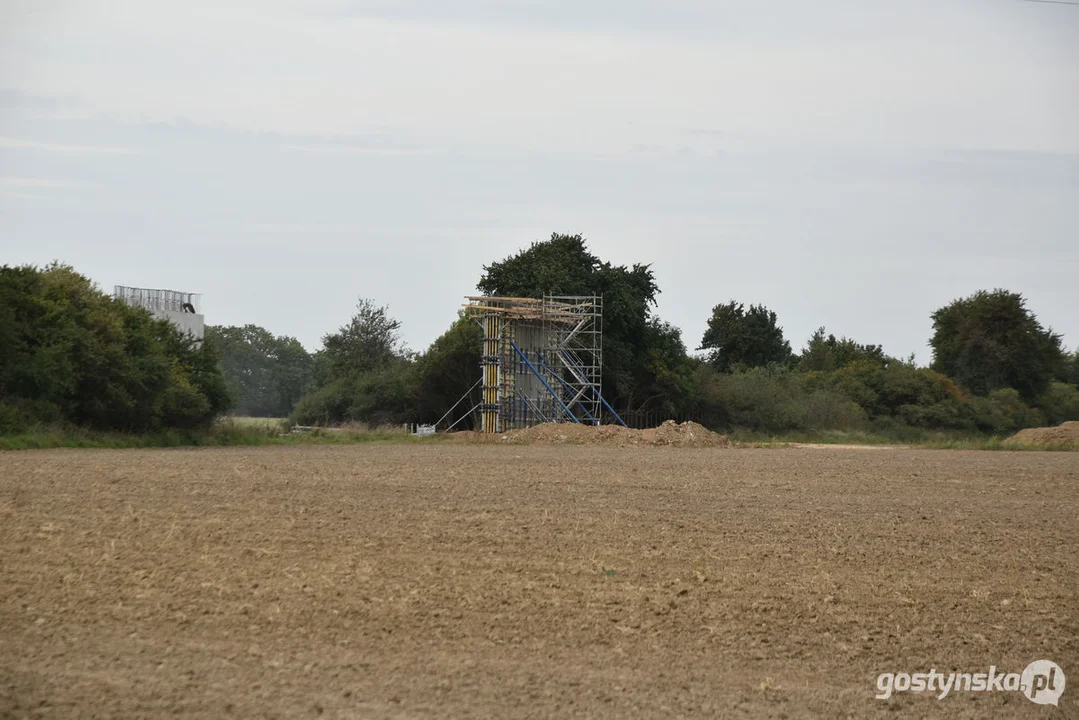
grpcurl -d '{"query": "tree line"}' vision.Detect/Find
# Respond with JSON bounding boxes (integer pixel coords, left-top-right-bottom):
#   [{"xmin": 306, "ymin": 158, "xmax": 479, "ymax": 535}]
[
  {"xmin": 3, "ymin": 238, "xmax": 1077, "ymax": 437},
  {"xmin": 209, "ymin": 234, "xmax": 1079, "ymax": 436},
  {"xmin": 0, "ymin": 263, "xmax": 229, "ymax": 433}
]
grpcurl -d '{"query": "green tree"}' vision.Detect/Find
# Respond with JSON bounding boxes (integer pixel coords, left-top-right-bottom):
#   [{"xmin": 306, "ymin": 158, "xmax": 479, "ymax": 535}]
[
  {"xmin": 930, "ymin": 290, "xmax": 1066, "ymax": 400},
  {"xmin": 322, "ymin": 298, "xmax": 407, "ymax": 381},
  {"xmin": 623, "ymin": 318, "xmax": 698, "ymax": 416},
  {"xmin": 797, "ymin": 327, "xmax": 885, "ymax": 372},
  {"xmin": 700, "ymin": 301, "xmax": 793, "ymax": 372},
  {"xmin": 291, "ymin": 299, "xmax": 414, "ymax": 426},
  {"xmin": 477, "ymin": 233, "xmax": 680, "ymax": 412},
  {"xmin": 411, "ymin": 314, "xmax": 483, "ymax": 427},
  {"xmin": 206, "ymin": 324, "xmax": 314, "ymax": 417},
  {"xmin": 0, "ymin": 262, "xmax": 229, "ymax": 432}
]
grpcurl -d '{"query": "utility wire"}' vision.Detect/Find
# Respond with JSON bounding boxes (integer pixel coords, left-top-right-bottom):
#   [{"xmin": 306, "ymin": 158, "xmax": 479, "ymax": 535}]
[{"xmin": 1020, "ymin": 0, "xmax": 1079, "ymax": 6}]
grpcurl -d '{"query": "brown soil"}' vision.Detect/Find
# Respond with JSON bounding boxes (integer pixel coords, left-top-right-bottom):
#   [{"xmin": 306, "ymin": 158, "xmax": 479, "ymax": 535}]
[
  {"xmin": 1, "ymin": 445, "xmax": 1077, "ymax": 718},
  {"xmin": 788, "ymin": 443, "xmax": 905, "ymax": 451},
  {"xmin": 454, "ymin": 420, "xmax": 729, "ymax": 448},
  {"xmin": 1004, "ymin": 420, "xmax": 1079, "ymax": 448}
]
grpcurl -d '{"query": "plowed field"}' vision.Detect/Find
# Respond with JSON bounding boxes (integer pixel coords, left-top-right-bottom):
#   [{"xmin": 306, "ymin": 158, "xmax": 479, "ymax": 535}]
[{"xmin": 2, "ymin": 445, "xmax": 1076, "ymax": 718}]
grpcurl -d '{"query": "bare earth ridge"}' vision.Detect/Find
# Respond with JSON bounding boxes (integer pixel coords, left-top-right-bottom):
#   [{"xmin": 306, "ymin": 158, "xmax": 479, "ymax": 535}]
[
  {"xmin": 1, "ymin": 445, "xmax": 1076, "ymax": 718},
  {"xmin": 1005, "ymin": 421, "xmax": 1079, "ymax": 448}
]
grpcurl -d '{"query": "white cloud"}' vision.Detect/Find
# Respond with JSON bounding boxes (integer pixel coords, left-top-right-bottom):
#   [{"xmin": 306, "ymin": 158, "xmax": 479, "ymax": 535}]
[
  {"xmin": 0, "ymin": 136, "xmax": 133, "ymax": 155},
  {"xmin": 0, "ymin": 176, "xmax": 86, "ymax": 189},
  {"xmin": 244, "ymin": 223, "xmax": 367, "ymax": 235},
  {"xmin": 0, "ymin": 0, "xmax": 1076, "ymax": 359},
  {"xmin": 0, "ymin": 189, "xmax": 45, "ymax": 201},
  {"xmin": 2, "ymin": 0, "xmax": 1075, "ymax": 153},
  {"xmin": 281, "ymin": 144, "xmax": 434, "ymax": 157}
]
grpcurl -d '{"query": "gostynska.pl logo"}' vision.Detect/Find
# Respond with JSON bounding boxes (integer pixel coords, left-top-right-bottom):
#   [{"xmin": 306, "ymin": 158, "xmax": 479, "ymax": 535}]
[{"xmin": 875, "ymin": 659, "xmax": 1064, "ymax": 706}]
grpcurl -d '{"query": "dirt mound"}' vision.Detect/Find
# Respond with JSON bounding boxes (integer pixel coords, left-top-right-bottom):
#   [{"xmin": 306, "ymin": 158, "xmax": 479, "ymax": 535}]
[
  {"xmin": 649, "ymin": 419, "xmax": 726, "ymax": 447},
  {"xmin": 453, "ymin": 420, "xmax": 728, "ymax": 447},
  {"xmin": 1003, "ymin": 420, "xmax": 1079, "ymax": 447}
]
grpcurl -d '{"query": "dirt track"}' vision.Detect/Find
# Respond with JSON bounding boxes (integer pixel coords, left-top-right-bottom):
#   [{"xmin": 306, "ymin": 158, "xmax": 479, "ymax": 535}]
[{"xmin": 1, "ymin": 445, "xmax": 1077, "ymax": 718}]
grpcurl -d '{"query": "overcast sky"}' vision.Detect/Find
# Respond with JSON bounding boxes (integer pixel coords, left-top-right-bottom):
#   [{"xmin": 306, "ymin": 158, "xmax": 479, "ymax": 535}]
[{"xmin": 2, "ymin": 0, "xmax": 1077, "ymax": 363}]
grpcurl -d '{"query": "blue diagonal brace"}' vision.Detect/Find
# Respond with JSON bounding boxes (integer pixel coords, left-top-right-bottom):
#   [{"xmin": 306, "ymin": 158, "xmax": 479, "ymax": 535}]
[
  {"xmin": 510, "ymin": 342, "xmax": 580, "ymax": 424},
  {"xmin": 560, "ymin": 350, "xmax": 627, "ymax": 427},
  {"xmin": 534, "ymin": 360, "xmax": 596, "ymax": 423},
  {"xmin": 596, "ymin": 392, "xmax": 628, "ymax": 427}
]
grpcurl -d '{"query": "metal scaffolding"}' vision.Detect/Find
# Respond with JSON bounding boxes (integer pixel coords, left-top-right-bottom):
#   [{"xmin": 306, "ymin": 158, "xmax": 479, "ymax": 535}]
[
  {"xmin": 114, "ymin": 285, "xmax": 201, "ymax": 314},
  {"xmin": 464, "ymin": 295, "xmax": 624, "ymax": 433}
]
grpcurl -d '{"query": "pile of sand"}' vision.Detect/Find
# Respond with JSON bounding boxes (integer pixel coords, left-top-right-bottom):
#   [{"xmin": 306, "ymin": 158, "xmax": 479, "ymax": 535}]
[
  {"xmin": 453, "ymin": 420, "xmax": 729, "ymax": 448},
  {"xmin": 1003, "ymin": 420, "xmax": 1079, "ymax": 448}
]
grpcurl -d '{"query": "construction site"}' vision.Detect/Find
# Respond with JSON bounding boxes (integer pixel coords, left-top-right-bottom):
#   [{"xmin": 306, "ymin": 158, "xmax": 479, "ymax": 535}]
[{"xmin": 461, "ymin": 294, "xmax": 623, "ymax": 433}]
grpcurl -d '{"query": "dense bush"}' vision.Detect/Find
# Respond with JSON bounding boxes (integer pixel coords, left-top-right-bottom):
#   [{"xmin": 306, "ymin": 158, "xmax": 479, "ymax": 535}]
[
  {"xmin": 689, "ymin": 359, "xmax": 1077, "ymax": 437},
  {"xmin": 692, "ymin": 365, "xmax": 867, "ymax": 433},
  {"xmin": 290, "ymin": 365, "xmax": 416, "ymax": 427},
  {"xmin": 1065, "ymin": 351, "xmax": 1079, "ymax": 386},
  {"xmin": 1037, "ymin": 381, "xmax": 1079, "ymax": 427},
  {"xmin": 0, "ymin": 263, "xmax": 230, "ymax": 433},
  {"xmin": 967, "ymin": 388, "xmax": 1046, "ymax": 434},
  {"xmin": 801, "ymin": 360, "xmax": 962, "ymax": 422}
]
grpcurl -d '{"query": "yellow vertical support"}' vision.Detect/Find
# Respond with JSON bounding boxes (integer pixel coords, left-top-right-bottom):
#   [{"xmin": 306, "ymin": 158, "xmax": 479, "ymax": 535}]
[
  {"xmin": 482, "ymin": 314, "xmax": 499, "ymax": 433},
  {"xmin": 500, "ymin": 321, "xmax": 515, "ymax": 430}
]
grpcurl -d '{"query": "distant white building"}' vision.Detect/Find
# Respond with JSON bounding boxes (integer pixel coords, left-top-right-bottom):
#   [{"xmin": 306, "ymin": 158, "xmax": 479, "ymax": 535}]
[{"xmin": 115, "ymin": 285, "xmax": 204, "ymax": 344}]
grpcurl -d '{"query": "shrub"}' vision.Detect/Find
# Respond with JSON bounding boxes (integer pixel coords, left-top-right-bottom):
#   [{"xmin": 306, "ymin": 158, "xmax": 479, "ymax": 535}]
[
  {"xmin": 969, "ymin": 388, "xmax": 1046, "ymax": 434},
  {"xmin": 896, "ymin": 398, "xmax": 974, "ymax": 431},
  {"xmin": 1036, "ymin": 382, "xmax": 1079, "ymax": 426},
  {"xmin": 693, "ymin": 365, "xmax": 866, "ymax": 433},
  {"xmin": 290, "ymin": 365, "xmax": 415, "ymax": 427},
  {"xmin": 803, "ymin": 360, "xmax": 961, "ymax": 421}
]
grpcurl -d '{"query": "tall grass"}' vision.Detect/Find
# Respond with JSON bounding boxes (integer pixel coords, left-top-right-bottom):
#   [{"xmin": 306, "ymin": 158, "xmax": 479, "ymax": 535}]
[
  {"xmin": 725, "ymin": 427, "xmax": 1077, "ymax": 451},
  {"xmin": 3, "ymin": 420, "xmax": 1074, "ymax": 452},
  {"xmin": 725, "ymin": 429, "xmax": 898, "ymax": 446},
  {"xmin": 917, "ymin": 437, "xmax": 1077, "ymax": 451},
  {"xmin": 0, "ymin": 418, "xmax": 446, "ymax": 451}
]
